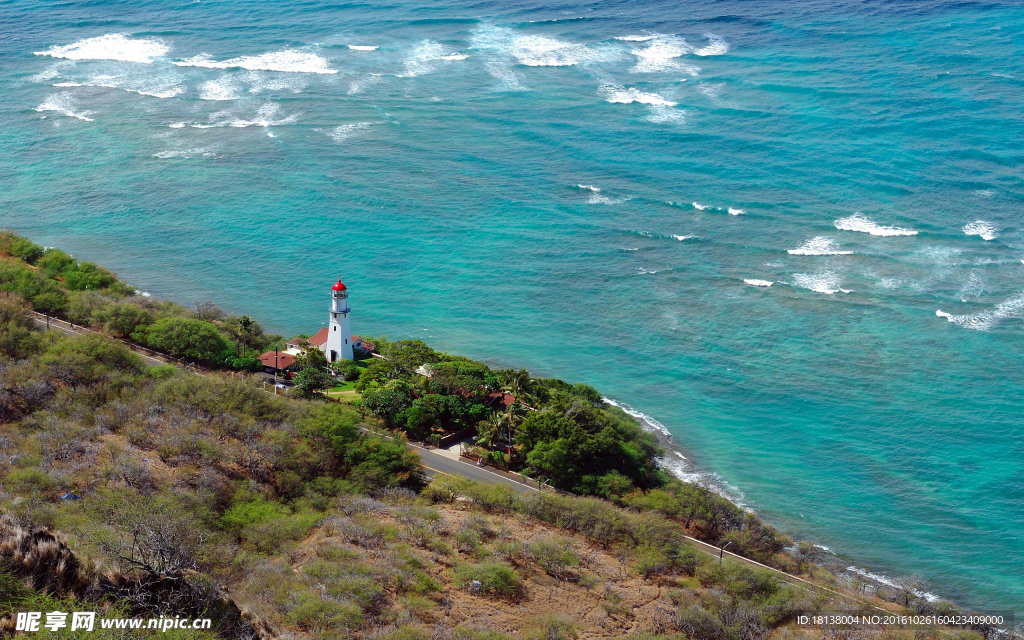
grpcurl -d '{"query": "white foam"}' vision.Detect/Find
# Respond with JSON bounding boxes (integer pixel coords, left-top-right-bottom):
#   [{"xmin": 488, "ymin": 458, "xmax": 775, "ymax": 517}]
[
  {"xmin": 600, "ymin": 83, "xmax": 677, "ymax": 106},
  {"xmin": 35, "ymin": 33, "xmax": 169, "ymax": 64},
  {"xmin": 199, "ymin": 78, "xmax": 240, "ymax": 101},
  {"xmin": 694, "ymin": 33, "xmax": 730, "ymax": 57},
  {"xmin": 168, "ymin": 122, "xmax": 186, "ymax": 128},
  {"xmin": 440, "ymin": 53, "xmax": 469, "ymax": 61},
  {"xmin": 603, "ymin": 397, "xmax": 746, "ymax": 503},
  {"xmin": 348, "ymin": 45, "xmax": 378, "ymax": 51},
  {"xmin": 576, "ymin": 184, "xmax": 600, "ymax": 192},
  {"xmin": 243, "ymin": 71, "xmax": 307, "ymax": 94},
  {"xmin": 615, "ymin": 35, "xmax": 656, "ymax": 42},
  {"xmin": 793, "ymin": 271, "xmax": 845, "ymax": 294},
  {"xmin": 35, "ymin": 92, "xmax": 94, "ymax": 121},
  {"xmin": 962, "ymin": 220, "xmax": 997, "ymax": 241},
  {"xmin": 483, "ymin": 60, "xmax": 526, "ymax": 91},
  {"xmin": 347, "ymin": 74, "xmax": 382, "ymax": 95},
  {"xmin": 33, "ymin": 61, "xmax": 75, "ymax": 82},
  {"xmin": 973, "ymin": 189, "xmax": 995, "ymax": 198},
  {"xmin": 699, "ymin": 82, "xmax": 724, "ymax": 100},
  {"xmin": 628, "ymin": 34, "xmax": 696, "ymax": 74},
  {"xmin": 728, "ymin": 207, "xmax": 745, "ymax": 216},
  {"xmin": 192, "ymin": 102, "xmax": 296, "ymax": 128},
  {"xmin": 845, "ymin": 566, "xmax": 940, "ymax": 603},
  {"xmin": 174, "ymin": 50, "xmax": 337, "ymax": 74},
  {"xmin": 51, "ymin": 69, "xmax": 184, "ymax": 98},
  {"xmin": 936, "ymin": 292, "xmax": 1024, "ymax": 331},
  {"xmin": 401, "ymin": 40, "xmax": 460, "ymax": 77},
  {"xmin": 744, "ymin": 279, "xmax": 773, "ymax": 287},
  {"xmin": 692, "ymin": 202, "xmax": 710, "ymax": 211},
  {"xmin": 672, "ymin": 235, "xmax": 696, "ymax": 241},
  {"xmin": 471, "ymin": 25, "xmax": 616, "ymax": 68},
  {"xmin": 153, "ymin": 146, "xmax": 216, "ymax": 159},
  {"xmin": 329, "ymin": 122, "xmax": 373, "ymax": 142},
  {"xmin": 834, "ymin": 213, "xmax": 917, "ymax": 237},
  {"xmin": 788, "ymin": 236, "xmax": 853, "ymax": 256}
]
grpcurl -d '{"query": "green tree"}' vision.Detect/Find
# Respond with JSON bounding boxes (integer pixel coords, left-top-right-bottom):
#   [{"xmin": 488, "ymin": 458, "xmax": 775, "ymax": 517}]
[
  {"xmin": 6, "ymin": 237, "xmax": 44, "ymax": 264},
  {"xmin": 136, "ymin": 316, "xmax": 231, "ymax": 364},
  {"xmin": 294, "ymin": 366, "xmax": 334, "ymax": 399},
  {"xmin": 93, "ymin": 302, "xmax": 153, "ymax": 338},
  {"xmin": 233, "ymin": 315, "xmax": 256, "ymax": 356},
  {"xmin": 36, "ymin": 249, "xmax": 76, "ymax": 278},
  {"xmin": 0, "ymin": 292, "xmax": 41, "ymax": 359},
  {"xmin": 361, "ymin": 379, "xmax": 415, "ymax": 427}
]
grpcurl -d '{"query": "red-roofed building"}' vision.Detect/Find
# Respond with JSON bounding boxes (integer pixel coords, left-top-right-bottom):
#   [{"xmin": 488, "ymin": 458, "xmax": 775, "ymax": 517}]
[{"xmin": 258, "ymin": 351, "xmax": 296, "ymax": 376}]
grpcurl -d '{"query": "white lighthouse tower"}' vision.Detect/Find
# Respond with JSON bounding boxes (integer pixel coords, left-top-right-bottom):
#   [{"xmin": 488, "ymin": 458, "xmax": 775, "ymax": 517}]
[{"xmin": 325, "ymin": 278, "xmax": 353, "ymax": 362}]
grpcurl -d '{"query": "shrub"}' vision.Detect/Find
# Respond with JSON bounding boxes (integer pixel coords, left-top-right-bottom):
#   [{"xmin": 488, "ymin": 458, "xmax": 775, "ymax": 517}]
[
  {"xmin": 93, "ymin": 302, "xmax": 153, "ymax": 338},
  {"xmin": 136, "ymin": 316, "xmax": 231, "ymax": 364},
  {"xmin": 523, "ymin": 616, "xmax": 580, "ymax": 640},
  {"xmin": 631, "ymin": 543, "xmax": 671, "ymax": 578},
  {"xmin": 5, "ymin": 237, "xmax": 44, "ymax": 264},
  {"xmin": 453, "ymin": 562, "xmax": 521, "ymax": 598},
  {"xmin": 0, "ymin": 292, "xmax": 41, "ymax": 359},
  {"xmin": 530, "ymin": 538, "xmax": 579, "ymax": 581},
  {"xmin": 220, "ymin": 496, "xmax": 288, "ymax": 535}
]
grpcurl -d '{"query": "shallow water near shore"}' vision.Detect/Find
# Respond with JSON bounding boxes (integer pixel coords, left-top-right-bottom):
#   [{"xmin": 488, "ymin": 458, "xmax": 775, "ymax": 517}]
[{"xmin": 1, "ymin": 0, "xmax": 1023, "ymax": 613}]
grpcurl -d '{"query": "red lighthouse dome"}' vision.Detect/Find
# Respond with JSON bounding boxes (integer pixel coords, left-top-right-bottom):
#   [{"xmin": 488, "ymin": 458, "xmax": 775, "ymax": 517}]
[{"xmin": 332, "ymin": 279, "xmax": 347, "ymax": 292}]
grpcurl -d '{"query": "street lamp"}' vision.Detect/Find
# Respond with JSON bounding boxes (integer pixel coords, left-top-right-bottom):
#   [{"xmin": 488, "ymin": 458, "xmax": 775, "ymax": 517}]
[{"xmin": 719, "ymin": 541, "xmax": 734, "ymax": 565}]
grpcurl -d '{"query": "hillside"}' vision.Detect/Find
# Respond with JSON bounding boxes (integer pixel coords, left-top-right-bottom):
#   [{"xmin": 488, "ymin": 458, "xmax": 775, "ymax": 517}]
[{"xmin": 0, "ymin": 231, "xmax": 996, "ymax": 639}]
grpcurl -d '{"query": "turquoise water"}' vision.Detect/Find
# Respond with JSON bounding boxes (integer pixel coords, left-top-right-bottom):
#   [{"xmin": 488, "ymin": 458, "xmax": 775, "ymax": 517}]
[{"xmin": 1, "ymin": 0, "xmax": 1022, "ymax": 613}]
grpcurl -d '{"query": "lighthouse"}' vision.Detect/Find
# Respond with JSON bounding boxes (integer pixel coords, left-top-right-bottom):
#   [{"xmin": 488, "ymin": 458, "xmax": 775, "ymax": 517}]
[{"xmin": 325, "ymin": 278, "xmax": 353, "ymax": 361}]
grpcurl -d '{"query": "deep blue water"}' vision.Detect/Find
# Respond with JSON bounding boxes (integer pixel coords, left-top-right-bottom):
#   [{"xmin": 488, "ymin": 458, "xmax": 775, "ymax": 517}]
[{"xmin": 1, "ymin": 0, "xmax": 1022, "ymax": 613}]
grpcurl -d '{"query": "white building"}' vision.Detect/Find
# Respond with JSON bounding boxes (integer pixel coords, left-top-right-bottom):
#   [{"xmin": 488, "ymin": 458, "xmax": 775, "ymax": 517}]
[{"xmin": 278, "ymin": 278, "xmax": 360, "ymax": 363}]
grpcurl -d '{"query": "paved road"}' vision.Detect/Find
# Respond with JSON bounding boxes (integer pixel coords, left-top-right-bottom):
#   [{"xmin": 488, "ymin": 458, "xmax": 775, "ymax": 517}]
[{"xmin": 408, "ymin": 442, "xmax": 538, "ymax": 494}]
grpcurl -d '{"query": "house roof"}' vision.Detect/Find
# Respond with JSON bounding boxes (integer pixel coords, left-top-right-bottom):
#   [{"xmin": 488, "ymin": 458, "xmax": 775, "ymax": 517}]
[
  {"xmin": 258, "ymin": 351, "xmax": 295, "ymax": 369},
  {"xmin": 308, "ymin": 327, "xmax": 329, "ymax": 347},
  {"xmin": 286, "ymin": 336, "xmax": 304, "ymax": 346}
]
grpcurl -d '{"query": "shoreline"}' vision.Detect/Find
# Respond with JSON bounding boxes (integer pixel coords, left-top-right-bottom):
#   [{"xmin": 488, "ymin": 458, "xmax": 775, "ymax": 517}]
[{"xmin": 604, "ymin": 396, "xmax": 953, "ymax": 610}]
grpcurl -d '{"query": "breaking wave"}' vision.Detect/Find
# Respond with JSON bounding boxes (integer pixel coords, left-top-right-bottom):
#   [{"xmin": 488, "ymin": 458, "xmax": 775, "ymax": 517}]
[
  {"xmin": 401, "ymin": 39, "xmax": 462, "ymax": 77},
  {"xmin": 348, "ymin": 45, "xmax": 378, "ymax": 51},
  {"xmin": 793, "ymin": 271, "xmax": 848, "ymax": 294},
  {"xmin": 191, "ymin": 102, "xmax": 297, "ymax": 128},
  {"xmin": 936, "ymin": 292, "xmax": 1024, "ymax": 331},
  {"xmin": 199, "ymin": 78, "xmax": 240, "ymax": 101},
  {"xmin": 600, "ymin": 83, "xmax": 677, "ymax": 107},
  {"xmin": 628, "ymin": 34, "xmax": 696, "ymax": 74},
  {"xmin": 35, "ymin": 33, "xmax": 169, "ymax": 64},
  {"xmin": 329, "ymin": 122, "xmax": 373, "ymax": 142},
  {"xmin": 174, "ymin": 49, "xmax": 337, "ymax": 74},
  {"xmin": 744, "ymin": 279, "xmax": 773, "ymax": 287},
  {"xmin": 788, "ymin": 236, "xmax": 853, "ymax": 256},
  {"xmin": 471, "ymin": 24, "xmax": 616, "ymax": 68},
  {"xmin": 962, "ymin": 220, "xmax": 997, "ymax": 241},
  {"xmin": 834, "ymin": 213, "xmax": 917, "ymax": 237},
  {"xmin": 694, "ymin": 33, "xmax": 730, "ymax": 56},
  {"xmin": 35, "ymin": 92, "xmax": 94, "ymax": 121}
]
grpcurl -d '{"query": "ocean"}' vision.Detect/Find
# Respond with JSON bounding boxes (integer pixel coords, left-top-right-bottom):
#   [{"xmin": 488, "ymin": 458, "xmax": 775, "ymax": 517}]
[{"xmin": 1, "ymin": 0, "xmax": 1021, "ymax": 614}]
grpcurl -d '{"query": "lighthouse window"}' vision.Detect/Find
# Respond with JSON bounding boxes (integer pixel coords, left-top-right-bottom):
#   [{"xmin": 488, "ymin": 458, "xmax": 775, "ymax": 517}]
[{"xmin": 333, "ymin": 326, "xmax": 336, "ymax": 331}]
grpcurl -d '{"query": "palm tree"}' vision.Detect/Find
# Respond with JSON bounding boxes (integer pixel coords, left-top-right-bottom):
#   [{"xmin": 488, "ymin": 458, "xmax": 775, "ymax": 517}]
[
  {"xmin": 498, "ymin": 368, "xmax": 531, "ymax": 402},
  {"xmin": 477, "ymin": 412, "xmax": 505, "ymax": 450},
  {"xmin": 235, "ymin": 315, "xmax": 255, "ymax": 356}
]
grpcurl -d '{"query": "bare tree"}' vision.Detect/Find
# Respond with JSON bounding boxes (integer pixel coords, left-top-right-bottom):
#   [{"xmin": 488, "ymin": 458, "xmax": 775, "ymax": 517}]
[{"xmin": 191, "ymin": 299, "xmax": 224, "ymax": 322}]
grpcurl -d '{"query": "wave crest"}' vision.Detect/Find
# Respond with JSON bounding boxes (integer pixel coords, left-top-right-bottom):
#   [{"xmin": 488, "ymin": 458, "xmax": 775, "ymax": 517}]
[
  {"xmin": 35, "ymin": 33, "xmax": 169, "ymax": 64},
  {"xmin": 834, "ymin": 213, "xmax": 917, "ymax": 237},
  {"xmin": 174, "ymin": 50, "xmax": 337, "ymax": 74},
  {"xmin": 788, "ymin": 236, "xmax": 853, "ymax": 256}
]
